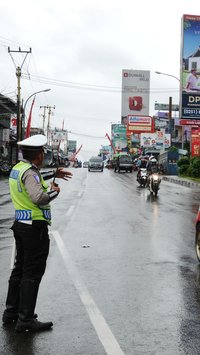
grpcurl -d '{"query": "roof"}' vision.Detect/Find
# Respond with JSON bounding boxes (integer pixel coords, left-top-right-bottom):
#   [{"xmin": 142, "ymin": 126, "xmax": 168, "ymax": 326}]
[
  {"xmin": 189, "ymin": 46, "xmax": 200, "ymax": 58},
  {"xmin": 0, "ymin": 94, "xmax": 18, "ymax": 114}
]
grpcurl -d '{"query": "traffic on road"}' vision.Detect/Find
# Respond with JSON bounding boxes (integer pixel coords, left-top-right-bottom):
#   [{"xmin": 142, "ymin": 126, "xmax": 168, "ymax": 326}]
[{"xmin": 1, "ymin": 166, "xmax": 200, "ymax": 354}]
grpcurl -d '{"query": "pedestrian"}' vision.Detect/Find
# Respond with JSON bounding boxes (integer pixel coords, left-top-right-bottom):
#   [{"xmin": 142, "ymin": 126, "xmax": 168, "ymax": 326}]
[{"xmin": 2, "ymin": 134, "xmax": 72, "ymax": 332}]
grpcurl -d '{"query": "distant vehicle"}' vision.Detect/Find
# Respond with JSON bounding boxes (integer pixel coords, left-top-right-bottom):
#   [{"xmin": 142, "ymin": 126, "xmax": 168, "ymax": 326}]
[
  {"xmin": 88, "ymin": 156, "xmax": 104, "ymax": 172},
  {"xmin": 195, "ymin": 206, "xmax": 200, "ymax": 261},
  {"xmin": 83, "ymin": 161, "xmax": 89, "ymax": 168},
  {"xmin": 73, "ymin": 160, "xmax": 82, "ymax": 168},
  {"xmin": 114, "ymin": 154, "xmax": 133, "ymax": 173}
]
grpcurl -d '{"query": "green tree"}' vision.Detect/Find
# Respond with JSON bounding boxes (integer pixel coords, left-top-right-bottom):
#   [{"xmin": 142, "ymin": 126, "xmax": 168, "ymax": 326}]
[
  {"xmin": 189, "ymin": 157, "xmax": 200, "ymax": 178},
  {"xmin": 177, "ymin": 156, "xmax": 190, "ymax": 176}
]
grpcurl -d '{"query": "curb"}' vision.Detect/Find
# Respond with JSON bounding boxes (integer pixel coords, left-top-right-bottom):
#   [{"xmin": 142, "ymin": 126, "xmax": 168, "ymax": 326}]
[{"xmin": 162, "ymin": 176, "xmax": 200, "ymax": 189}]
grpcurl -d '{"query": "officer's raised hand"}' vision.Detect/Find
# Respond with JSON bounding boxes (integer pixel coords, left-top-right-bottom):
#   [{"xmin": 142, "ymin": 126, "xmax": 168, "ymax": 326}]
[{"xmin": 55, "ymin": 168, "xmax": 73, "ymax": 181}]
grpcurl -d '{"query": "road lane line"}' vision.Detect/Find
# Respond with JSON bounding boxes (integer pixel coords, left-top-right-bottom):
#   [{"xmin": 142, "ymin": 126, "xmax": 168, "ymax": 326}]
[
  {"xmin": 65, "ymin": 205, "xmax": 75, "ymax": 217},
  {"xmin": 52, "ymin": 230, "xmax": 125, "ymax": 355}
]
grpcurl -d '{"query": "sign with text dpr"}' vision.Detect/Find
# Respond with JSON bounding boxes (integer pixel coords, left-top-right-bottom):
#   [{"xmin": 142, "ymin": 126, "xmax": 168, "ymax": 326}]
[
  {"xmin": 121, "ymin": 69, "xmax": 150, "ymax": 125},
  {"xmin": 181, "ymin": 14, "xmax": 200, "ymax": 120}
]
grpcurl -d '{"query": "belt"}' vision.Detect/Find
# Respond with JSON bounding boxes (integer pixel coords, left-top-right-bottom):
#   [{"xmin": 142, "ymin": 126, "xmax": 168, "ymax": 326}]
[{"xmin": 17, "ymin": 220, "xmax": 32, "ymax": 225}]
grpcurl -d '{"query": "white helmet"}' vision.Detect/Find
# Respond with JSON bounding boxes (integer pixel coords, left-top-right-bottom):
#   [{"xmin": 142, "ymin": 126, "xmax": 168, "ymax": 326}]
[{"xmin": 151, "ymin": 158, "xmax": 157, "ymax": 165}]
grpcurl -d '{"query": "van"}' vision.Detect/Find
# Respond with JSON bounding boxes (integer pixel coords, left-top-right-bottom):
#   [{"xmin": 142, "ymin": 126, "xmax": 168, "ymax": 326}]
[
  {"xmin": 114, "ymin": 154, "xmax": 133, "ymax": 173},
  {"xmin": 88, "ymin": 156, "xmax": 104, "ymax": 172}
]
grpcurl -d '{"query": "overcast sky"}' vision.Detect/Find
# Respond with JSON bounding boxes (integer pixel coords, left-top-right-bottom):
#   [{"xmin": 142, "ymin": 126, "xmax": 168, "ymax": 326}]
[{"xmin": 0, "ymin": 0, "xmax": 199, "ymax": 160}]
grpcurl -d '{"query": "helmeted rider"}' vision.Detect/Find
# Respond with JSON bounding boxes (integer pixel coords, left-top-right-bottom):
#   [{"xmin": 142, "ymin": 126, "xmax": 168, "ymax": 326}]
[
  {"xmin": 147, "ymin": 158, "xmax": 159, "ymax": 174},
  {"xmin": 146, "ymin": 158, "xmax": 160, "ymax": 190},
  {"xmin": 136, "ymin": 157, "xmax": 147, "ymax": 181}
]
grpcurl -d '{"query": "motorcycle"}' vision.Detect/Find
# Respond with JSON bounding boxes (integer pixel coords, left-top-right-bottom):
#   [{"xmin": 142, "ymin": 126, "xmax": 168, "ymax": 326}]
[
  {"xmin": 0, "ymin": 160, "xmax": 12, "ymax": 176},
  {"xmin": 148, "ymin": 173, "xmax": 161, "ymax": 196},
  {"xmin": 137, "ymin": 168, "xmax": 148, "ymax": 188},
  {"xmin": 195, "ymin": 206, "xmax": 200, "ymax": 261}
]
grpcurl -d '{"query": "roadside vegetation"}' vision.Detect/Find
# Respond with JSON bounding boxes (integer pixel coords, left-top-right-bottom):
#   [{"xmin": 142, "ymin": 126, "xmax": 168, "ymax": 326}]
[{"xmin": 177, "ymin": 155, "xmax": 200, "ymax": 183}]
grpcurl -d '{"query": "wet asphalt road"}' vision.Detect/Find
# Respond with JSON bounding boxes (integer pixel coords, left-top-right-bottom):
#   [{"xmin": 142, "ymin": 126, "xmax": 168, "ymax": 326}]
[{"xmin": 0, "ymin": 168, "xmax": 200, "ymax": 355}]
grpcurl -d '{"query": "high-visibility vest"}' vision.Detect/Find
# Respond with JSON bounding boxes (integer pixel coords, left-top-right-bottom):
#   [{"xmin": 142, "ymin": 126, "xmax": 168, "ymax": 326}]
[{"xmin": 9, "ymin": 161, "xmax": 51, "ymax": 224}]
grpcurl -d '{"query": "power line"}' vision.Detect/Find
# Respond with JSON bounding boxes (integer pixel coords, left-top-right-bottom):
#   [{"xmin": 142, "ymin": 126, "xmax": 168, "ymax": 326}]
[
  {"xmin": 22, "ymin": 73, "xmax": 179, "ymax": 93},
  {"xmin": 69, "ymin": 131, "xmax": 107, "ymax": 139}
]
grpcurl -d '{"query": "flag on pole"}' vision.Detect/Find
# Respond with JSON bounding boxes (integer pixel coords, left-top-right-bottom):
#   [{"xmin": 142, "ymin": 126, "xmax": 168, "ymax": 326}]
[
  {"xmin": 105, "ymin": 132, "xmax": 116, "ymax": 153},
  {"xmin": 25, "ymin": 96, "xmax": 36, "ymax": 138}
]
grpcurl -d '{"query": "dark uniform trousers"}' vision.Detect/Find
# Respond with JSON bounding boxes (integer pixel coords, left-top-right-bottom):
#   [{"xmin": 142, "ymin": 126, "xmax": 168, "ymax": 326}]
[{"xmin": 5, "ymin": 220, "xmax": 50, "ymax": 321}]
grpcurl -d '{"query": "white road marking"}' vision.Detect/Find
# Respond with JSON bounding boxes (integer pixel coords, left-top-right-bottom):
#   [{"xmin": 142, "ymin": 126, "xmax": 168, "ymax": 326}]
[
  {"xmin": 65, "ymin": 205, "xmax": 75, "ymax": 217},
  {"xmin": 52, "ymin": 230, "xmax": 125, "ymax": 355}
]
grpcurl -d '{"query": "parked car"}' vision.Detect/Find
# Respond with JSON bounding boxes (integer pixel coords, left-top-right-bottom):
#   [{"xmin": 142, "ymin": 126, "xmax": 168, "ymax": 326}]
[
  {"xmin": 114, "ymin": 154, "xmax": 133, "ymax": 173},
  {"xmin": 88, "ymin": 156, "xmax": 104, "ymax": 172},
  {"xmin": 195, "ymin": 206, "xmax": 200, "ymax": 261}
]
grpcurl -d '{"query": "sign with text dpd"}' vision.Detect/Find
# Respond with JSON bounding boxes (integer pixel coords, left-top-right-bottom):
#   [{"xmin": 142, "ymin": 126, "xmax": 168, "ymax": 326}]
[{"xmin": 181, "ymin": 14, "xmax": 200, "ymax": 120}]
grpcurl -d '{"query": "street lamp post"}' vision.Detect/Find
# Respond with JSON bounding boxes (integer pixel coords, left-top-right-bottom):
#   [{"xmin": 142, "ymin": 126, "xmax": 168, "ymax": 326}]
[
  {"xmin": 22, "ymin": 89, "xmax": 51, "ymax": 139},
  {"xmin": 155, "ymin": 71, "xmax": 180, "ymax": 82},
  {"xmin": 15, "ymin": 88, "xmax": 51, "ymax": 162},
  {"xmin": 155, "ymin": 71, "xmax": 180, "ymax": 143}
]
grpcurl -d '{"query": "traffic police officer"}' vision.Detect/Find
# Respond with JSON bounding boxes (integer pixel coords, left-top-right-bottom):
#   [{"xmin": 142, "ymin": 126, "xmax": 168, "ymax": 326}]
[{"xmin": 2, "ymin": 134, "xmax": 72, "ymax": 332}]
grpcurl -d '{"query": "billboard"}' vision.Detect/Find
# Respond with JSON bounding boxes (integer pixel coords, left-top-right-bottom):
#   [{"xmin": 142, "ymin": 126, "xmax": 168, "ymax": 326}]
[
  {"xmin": 126, "ymin": 115, "xmax": 154, "ymax": 135},
  {"xmin": 140, "ymin": 132, "xmax": 171, "ymax": 149},
  {"xmin": 52, "ymin": 131, "xmax": 67, "ymax": 141},
  {"xmin": 181, "ymin": 15, "xmax": 200, "ymax": 119},
  {"xmin": 121, "ymin": 69, "xmax": 150, "ymax": 124},
  {"xmin": 68, "ymin": 140, "xmax": 77, "ymax": 153},
  {"xmin": 154, "ymin": 103, "xmax": 179, "ymax": 111},
  {"xmin": 111, "ymin": 124, "xmax": 127, "ymax": 151}
]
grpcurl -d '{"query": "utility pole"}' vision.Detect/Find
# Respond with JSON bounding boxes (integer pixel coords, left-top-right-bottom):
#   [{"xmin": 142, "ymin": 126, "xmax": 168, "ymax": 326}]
[
  {"xmin": 8, "ymin": 47, "xmax": 31, "ymax": 162},
  {"xmin": 40, "ymin": 105, "xmax": 49, "ymax": 134},
  {"xmin": 168, "ymin": 96, "xmax": 172, "ymax": 135},
  {"xmin": 47, "ymin": 105, "xmax": 55, "ymax": 145}
]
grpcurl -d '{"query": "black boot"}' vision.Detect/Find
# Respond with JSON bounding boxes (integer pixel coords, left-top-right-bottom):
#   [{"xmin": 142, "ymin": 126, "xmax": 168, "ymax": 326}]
[
  {"xmin": 2, "ymin": 278, "xmax": 20, "ymax": 324},
  {"xmin": 15, "ymin": 279, "xmax": 53, "ymax": 333},
  {"xmin": 2, "ymin": 279, "xmax": 38, "ymax": 324}
]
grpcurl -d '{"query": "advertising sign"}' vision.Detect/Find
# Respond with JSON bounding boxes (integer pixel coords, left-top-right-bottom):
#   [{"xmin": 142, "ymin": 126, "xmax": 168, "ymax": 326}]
[
  {"xmin": 181, "ymin": 14, "xmax": 200, "ymax": 119},
  {"xmin": 52, "ymin": 131, "xmax": 67, "ymax": 141},
  {"xmin": 140, "ymin": 132, "xmax": 171, "ymax": 148},
  {"xmin": 68, "ymin": 140, "xmax": 77, "ymax": 153},
  {"xmin": 126, "ymin": 115, "xmax": 154, "ymax": 134},
  {"xmin": 121, "ymin": 69, "xmax": 150, "ymax": 124},
  {"xmin": 154, "ymin": 103, "xmax": 179, "ymax": 111},
  {"xmin": 111, "ymin": 124, "xmax": 127, "ymax": 151},
  {"xmin": 191, "ymin": 127, "xmax": 200, "ymax": 156},
  {"xmin": 2, "ymin": 128, "xmax": 10, "ymax": 142},
  {"xmin": 180, "ymin": 119, "xmax": 200, "ymax": 125}
]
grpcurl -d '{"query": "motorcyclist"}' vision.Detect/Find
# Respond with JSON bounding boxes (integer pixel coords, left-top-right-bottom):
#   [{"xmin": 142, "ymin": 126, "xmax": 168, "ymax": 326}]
[
  {"xmin": 147, "ymin": 158, "xmax": 159, "ymax": 173},
  {"xmin": 146, "ymin": 158, "xmax": 160, "ymax": 191},
  {"xmin": 137, "ymin": 157, "xmax": 147, "ymax": 181}
]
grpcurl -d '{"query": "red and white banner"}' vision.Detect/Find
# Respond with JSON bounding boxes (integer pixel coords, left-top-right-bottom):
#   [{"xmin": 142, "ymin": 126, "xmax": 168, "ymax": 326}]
[{"xmin": 191, "ymin": 127, "xmax": 200, "ymax": 156}]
